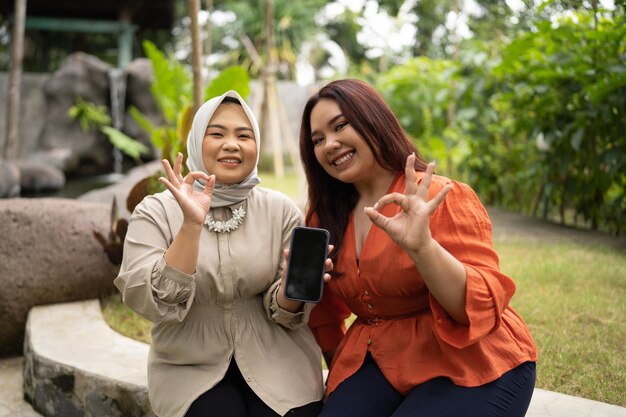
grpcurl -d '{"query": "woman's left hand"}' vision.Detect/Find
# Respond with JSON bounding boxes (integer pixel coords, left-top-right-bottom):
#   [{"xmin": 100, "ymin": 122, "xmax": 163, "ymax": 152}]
[{"xmin": 364, "ymin": 154, "xmax": 452, "ymax": 256}]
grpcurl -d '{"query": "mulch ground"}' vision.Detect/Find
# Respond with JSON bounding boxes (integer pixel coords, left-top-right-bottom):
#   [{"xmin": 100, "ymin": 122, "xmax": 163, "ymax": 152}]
[{"xmin": 486, "ymin": 206, "xmax": 626, "ymax": 252}]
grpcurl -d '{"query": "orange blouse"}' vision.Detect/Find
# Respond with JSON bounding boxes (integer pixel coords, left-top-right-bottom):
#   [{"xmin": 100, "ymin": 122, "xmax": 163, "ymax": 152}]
[{"xmin": 308, "ymin": 172, "xmax": 538, "ymax": 397}]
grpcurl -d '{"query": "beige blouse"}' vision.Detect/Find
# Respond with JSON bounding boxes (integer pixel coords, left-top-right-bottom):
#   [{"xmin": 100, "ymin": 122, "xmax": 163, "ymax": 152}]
[{"xmin": 114, "ymin": 187, "xmax": 324, "ymax": 417}]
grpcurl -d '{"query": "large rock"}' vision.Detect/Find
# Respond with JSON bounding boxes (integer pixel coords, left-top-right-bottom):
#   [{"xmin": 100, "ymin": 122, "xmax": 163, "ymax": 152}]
[
  {"xmin": 0, "ymin": 198, "xmax": 119, "ymax": 356},
  {"xmin": 38, "ymin": 52, "xmax": 114, "ymax": 175},
  {"xmin": 124, "ymin": 58, "xmax": 162, "ymax": 159},
  {"xmin": 24, "ymin": 148, "xmax": 77, "ymax": 174},
  {"xmin": 16, "ymin": 160, "xmax": 66, "ymax": 193},
  {"xmin": 79, "ymin": 160, "xmax": 162, "ymax": 219},
  {"xmin": 0, "ymin": 72, "xmax": 49, "ymax": 160},
  {"xmin": 0, "ymin": 159, "xmax": 20, "ymax": 198}
]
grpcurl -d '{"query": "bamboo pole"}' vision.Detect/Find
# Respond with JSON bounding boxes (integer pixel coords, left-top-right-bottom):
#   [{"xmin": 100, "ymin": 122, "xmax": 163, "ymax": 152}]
[
  {"xmin": 266, "ymin": 78, "xmax": 284, "ymax": 178},
  {"xmin": 276, "ymin": 94, "xmax": 302, "ymax": 178},
  {"xmin": 203, "ymin": 0, "xmax": 212, "ymax": 86},
  {"xmin": 204, "ymin": 0, "xmax": 212, "ymax": 59},
  {"xmin": 4, "ymin": 0, "xmax": 27, "ymax": 159},
  {"xmin": 189, "ymin": 0, "xmax": 203, "ymax": 113},
  {"xmin": 276, "ymin": 93, "xmax": 306, "ymax": 205},
  {"xmin": 264, "ymin": 0, "xmax": 284, "ymax": 178}
]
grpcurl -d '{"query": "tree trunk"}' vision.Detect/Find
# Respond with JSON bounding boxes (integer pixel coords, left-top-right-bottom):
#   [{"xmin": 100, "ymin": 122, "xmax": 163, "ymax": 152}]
[
  {"xmin": 4, "ymin": 0, "xmax": 27, "ymax": 160},
  {"xmin": 444, "ymin": 0, "xmax": 461, "ymax": 178}
]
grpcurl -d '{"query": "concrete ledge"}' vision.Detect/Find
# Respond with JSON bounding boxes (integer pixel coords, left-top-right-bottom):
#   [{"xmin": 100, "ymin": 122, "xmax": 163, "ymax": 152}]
[
  {"xmin": 23, "ymin": 300, "xmax": 155, "ymax": 417},
  {"xmin": 23, "ymin": 300, "xmax": 626, "ymax": 417}
]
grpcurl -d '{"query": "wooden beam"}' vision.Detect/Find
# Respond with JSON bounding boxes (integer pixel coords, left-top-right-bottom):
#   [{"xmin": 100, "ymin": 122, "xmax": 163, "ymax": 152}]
[
  {"xmin": 118, "ymin": 8, "xmax": 134, "ymax": 68},
  {"xmin": 24, "ymin": 16, "xmax": 137, "ymax": 34}
]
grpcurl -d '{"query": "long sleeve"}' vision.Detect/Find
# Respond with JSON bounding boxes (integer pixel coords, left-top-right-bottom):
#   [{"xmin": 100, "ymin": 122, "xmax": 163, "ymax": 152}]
[
  {"xmin": 264, "ymin": 280, "xmax": 315, "ymax": 329},
  {"xmin": 429, "ymin": 181, "xmax": 516, "ymax": 348},
  {"xmin": 114, "ymin": 193, "xmax": 197, "ymax": 324}
]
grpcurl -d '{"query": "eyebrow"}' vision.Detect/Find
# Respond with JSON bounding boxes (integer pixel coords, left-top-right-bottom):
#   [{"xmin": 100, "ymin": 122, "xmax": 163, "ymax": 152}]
[
  {"xmin": 206, "ymin": 124, "xmax": 254, "ymax": 133},
  {"xmin": 311, "ymin": 114, "xmax": 344, "ymax": 137}
]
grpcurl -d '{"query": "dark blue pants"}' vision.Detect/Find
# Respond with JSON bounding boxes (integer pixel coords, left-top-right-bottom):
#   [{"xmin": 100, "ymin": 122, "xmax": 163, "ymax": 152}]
[
  {"xmin": 185, "ymin": 360, "xmax": 322, "ymax": 417},
  {"xmin": 320, "ymin": 354, "xmax": 536, "ymax": 417}
]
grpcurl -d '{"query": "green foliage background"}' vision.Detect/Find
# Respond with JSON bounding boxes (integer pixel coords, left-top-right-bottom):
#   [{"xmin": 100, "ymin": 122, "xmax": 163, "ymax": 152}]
[{"xmin": 374, "ymin": 7, "xmax": 625, "ymax": 234}]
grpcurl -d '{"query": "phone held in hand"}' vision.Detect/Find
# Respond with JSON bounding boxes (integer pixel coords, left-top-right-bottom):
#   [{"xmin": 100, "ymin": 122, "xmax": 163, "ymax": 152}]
[{"xmin": 284, "ymin": 226, "xmax": 330, "ymax": 303}]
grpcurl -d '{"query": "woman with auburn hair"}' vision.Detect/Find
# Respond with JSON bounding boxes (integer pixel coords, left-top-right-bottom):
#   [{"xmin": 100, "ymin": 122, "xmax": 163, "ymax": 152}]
[{"xmin": 300, "ymin": 79, "xmax": 538, "ymax": 417}]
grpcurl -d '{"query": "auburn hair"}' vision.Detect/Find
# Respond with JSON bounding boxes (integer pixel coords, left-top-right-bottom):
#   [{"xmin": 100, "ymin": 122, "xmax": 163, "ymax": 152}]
[{"xmin": 299, "ymin": 79, "xmax": 427, "ymax": 268}]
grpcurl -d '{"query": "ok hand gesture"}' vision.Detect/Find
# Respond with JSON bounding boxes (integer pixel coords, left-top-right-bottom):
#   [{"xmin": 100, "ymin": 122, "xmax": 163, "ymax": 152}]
[
  {"xmin": 159, "ymin": 153, "xmax": 216, "ymax": 226},
  {"xmin": 364, "ymin": 154, "xmax": 452, "ymax": 256}
]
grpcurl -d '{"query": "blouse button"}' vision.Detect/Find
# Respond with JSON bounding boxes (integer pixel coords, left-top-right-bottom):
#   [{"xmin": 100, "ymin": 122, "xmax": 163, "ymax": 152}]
[
  {"xmin": 363, "ymin": 290, "xmax": 369, "ymax": 296},
  {"xmin": 367, "ymin": 337, "xmax": 371, "ymax": 345},
  {"xmin": 246, "ymin": 377, "xmax": 252, "ymax": 382},
  {"xmin": 367, "ymin": 303, "xmax": 373, "ymax": 309}
]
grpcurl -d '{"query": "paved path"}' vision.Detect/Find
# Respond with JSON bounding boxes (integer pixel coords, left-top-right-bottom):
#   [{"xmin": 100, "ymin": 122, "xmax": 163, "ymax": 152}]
[{"xmin": 0, "ymin": 357, "xmax": 41, "ymax": 417}]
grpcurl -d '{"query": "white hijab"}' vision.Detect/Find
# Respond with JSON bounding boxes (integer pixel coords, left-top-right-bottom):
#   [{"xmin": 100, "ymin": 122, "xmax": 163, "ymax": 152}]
[{"xmin": 186, "ymin": 90, "xmax": 261, "ymax": 208}]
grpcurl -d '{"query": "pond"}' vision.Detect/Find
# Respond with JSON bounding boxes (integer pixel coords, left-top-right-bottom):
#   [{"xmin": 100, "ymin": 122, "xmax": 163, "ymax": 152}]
[{"xmin": 19, "ymin": 173, "xmax": 125, "ymax": 199}]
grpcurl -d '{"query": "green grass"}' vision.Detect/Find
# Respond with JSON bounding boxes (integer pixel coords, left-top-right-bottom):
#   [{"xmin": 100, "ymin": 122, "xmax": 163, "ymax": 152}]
[
  {"xmin": 258, "ymin": 170, "xmax": 305, "ymax": 201},
  {"xmin": 102, "ymin": 172, "xmax": 626, "ymax": 406},
  {"xmin": 497, "ymin": 240, "xmax": 625, "ymax": 407},
  {"xmin": 101, "ymin": 293, "xmax": 152, "ymax": 344}
]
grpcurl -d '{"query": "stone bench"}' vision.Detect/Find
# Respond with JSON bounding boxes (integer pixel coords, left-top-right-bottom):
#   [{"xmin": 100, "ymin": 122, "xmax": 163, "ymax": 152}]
[
  {"xmin": 23, "ymin": 300, "xmax": 626, "ymax": 417},
  {"xmin": 23, "ymin": 300, "xmax": 154, "ymax": 417}
]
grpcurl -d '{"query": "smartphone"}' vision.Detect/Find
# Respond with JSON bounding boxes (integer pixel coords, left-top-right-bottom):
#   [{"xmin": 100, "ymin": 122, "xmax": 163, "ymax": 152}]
[{"xmin": 284, "ymin": 226, "xmax": 330, "ymax": 303}]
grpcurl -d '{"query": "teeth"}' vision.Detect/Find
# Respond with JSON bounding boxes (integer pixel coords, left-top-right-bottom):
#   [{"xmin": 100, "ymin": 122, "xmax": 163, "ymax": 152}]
[
  {"xmin": 220, "ymin": 159, "xmax": 240, "ymax": 163},
  {"xmin": 333, "ymin": 152, "xmax": 354, "ymax": 166}
]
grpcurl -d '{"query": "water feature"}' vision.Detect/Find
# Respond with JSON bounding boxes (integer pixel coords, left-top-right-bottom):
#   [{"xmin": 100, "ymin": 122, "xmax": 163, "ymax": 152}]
[
  {"xmin": 19, "ymin": 175, "xmax": 118, "ymax": 199},
  {"xmin": 19, "ymin": 68, "xmax": 130, "ymax": 200},
  {"xmin": 108, "ymin": 67, "xmax": 127, "ymax": 178}
]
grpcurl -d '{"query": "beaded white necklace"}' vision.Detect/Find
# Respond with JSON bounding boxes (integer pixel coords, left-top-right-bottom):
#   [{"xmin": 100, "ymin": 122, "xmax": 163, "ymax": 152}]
[{"xmin": 204, "ymin": 206, "xmax": 246, "ymax": 233}]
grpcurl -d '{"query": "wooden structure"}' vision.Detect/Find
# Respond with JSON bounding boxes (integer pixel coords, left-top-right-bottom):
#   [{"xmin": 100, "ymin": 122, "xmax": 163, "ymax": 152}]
[
  {"xmin": 1, "ymin": 0, "xmax": 174, "ymax": 159},
  {"xmin": 0, "ymin": 0, "xmax": 174, "ymax": 68}
]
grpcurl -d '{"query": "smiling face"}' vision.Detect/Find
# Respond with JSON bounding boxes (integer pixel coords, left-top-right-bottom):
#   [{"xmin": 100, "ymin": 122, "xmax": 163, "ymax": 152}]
[
  {"xmin": 201, "ymin": 102, "xmax": 257, "ymax": 185},
  {"xmin": 309, "ymin": 99, "xmax": 383, "ymax": 187}
]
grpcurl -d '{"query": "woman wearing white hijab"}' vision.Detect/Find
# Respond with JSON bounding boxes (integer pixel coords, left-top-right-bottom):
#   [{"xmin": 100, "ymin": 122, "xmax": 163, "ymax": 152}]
[{"xmin": 115, "ymin": 91, "xmax": 326, "ymax": 417}]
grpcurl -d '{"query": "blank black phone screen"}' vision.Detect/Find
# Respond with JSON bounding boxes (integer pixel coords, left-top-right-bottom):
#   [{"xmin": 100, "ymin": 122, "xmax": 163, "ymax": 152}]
[{"xmin": 284, "ymin": 227, "xmax": 329, "ymax": 303}]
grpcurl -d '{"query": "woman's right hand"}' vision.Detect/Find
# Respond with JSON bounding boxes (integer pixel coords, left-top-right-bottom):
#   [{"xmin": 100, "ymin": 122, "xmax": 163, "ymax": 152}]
[{"xmin": 159, "ymin": 152, "xmax": 216, "ymax": 226}]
